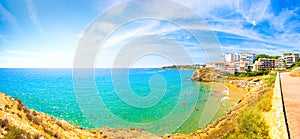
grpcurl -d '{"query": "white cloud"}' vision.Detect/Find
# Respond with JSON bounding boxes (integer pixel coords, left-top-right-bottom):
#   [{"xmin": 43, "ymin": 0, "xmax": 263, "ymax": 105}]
[
  {"xmin": 11, "ymin": 0, "xmax": 297, "ymax": 68},
  {"xmin": 0, "ymin": 50, "xmax": 73, "ymax": 68},
  {"xmin": 179, "ymin": 0, "xmax": 299, "ymax": 51},
  {"xmin": 26, "ymin": 0, "xmax": 45, "ymax": 33},
  {"xmin": 85, "ymin": 0, "xmax": 300, "ymax": 56},
  {"xmin": 0, "ymin": 4, "xmax": 21, "ymax": 31}
]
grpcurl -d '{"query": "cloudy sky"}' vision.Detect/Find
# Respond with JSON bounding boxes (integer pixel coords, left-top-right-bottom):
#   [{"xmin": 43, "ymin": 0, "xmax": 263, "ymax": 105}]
[{"xmin": 0, "ymin": 0, "xmax": 299, "ymax": 68}]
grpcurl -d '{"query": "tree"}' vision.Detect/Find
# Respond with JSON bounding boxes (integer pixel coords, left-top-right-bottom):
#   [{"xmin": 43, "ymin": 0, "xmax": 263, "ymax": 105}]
[
  {"xmin": 245, "ymin": 68, "xmax": 251, "ymax": 73},
  {"xmin": 255, "ymin": 54, "xmax": 280, "ymax": 60}
]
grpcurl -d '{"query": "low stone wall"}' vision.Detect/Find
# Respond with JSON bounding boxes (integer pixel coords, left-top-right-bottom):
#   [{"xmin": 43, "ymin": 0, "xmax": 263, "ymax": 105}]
[{"xmin": 269, "ymin": 73, "xmax": 289, "ymax": 139}]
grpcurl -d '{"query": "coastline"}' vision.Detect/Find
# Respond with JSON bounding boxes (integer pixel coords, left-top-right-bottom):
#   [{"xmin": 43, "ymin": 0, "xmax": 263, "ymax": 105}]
[
  {"xmin": 0, "ymin": 75, "xmax": 276, "ymax": 138},
  {"xmin": 0, "ymin": 92, "xmax": 161, "ymax": 139},
  {"xmin": 0, "ymin": 82, "xmax": 254, "ymax": 138}
]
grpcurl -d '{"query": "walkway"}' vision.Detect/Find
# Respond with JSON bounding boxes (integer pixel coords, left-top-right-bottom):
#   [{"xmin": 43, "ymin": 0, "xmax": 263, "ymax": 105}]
[{"xmin": 280, "ymin": 72, "xmax": 300, "ymax": 139}]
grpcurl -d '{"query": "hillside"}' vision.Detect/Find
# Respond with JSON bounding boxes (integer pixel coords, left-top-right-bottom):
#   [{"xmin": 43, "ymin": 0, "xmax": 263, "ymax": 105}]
[{"xmin": 0, "ymin": 92, "xmax": 160, "ymax": 139}]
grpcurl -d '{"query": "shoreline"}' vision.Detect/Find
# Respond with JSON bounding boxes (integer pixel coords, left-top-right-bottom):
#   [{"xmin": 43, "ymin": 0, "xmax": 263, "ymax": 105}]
[
  {"xmin": 0, "ymin": 83, "xmax": 248, "ymax": 138},
  {"xmin": 0, "ymin": 75, "xmax": 273, "ymax": 138}
]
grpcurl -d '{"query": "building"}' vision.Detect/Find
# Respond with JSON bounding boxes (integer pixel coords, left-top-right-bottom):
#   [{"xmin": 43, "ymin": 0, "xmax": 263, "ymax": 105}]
[
  {"xmin": 240, "ymin": 53, "xmax": 256, "ymax": 65},
  {"xmin": 205, "ymin": 62, "xmax": 225, "ymax": 71},
  {"xmin": 224, "ymin": 62, "xmax": 237, "ymax": 74},
  {"xmin": 224, "ymin": 53, "xmax": 240, "ymax": 63},
  {"xmin": 206, "ymin": 61, "xmax": 250, "ymax": 74},
  {"xmin": 279, "ymin": 52, "xmax": 299, "ymax": 68},
  {"xmin": 238, "ymin": 62, "xmax": 250, "ymax": 72},
  {"xmin": 253, "ymin": 58, "xmax": 278, "ymax": 71}
]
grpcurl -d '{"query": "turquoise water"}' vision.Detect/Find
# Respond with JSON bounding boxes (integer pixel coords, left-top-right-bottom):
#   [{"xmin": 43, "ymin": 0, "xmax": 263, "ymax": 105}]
[{"xmin": 0, "ymin": 68, "xmax": 212, "ymax": 134}]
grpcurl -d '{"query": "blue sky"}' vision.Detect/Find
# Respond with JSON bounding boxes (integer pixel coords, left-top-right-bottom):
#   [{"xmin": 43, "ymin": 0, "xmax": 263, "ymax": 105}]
[{"xmin": 0, "ymin": 0, "xmax": 299, "ymax": 68}]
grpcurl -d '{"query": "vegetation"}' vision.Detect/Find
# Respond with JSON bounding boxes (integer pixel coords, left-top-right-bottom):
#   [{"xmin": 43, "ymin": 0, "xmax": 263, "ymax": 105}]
[
  {"xmin": 233, "ymin": 70, "xmax": 270, "ymax": 77},
  {"xmin": 255, "ymin": 54, "xmax": 280, "ymax": 60},
  {"xmin": 288, "ymin": 62, "xmax": 300, "ymax": 70},
  {"xmin": 0, "ymin": 119, "xmax": 31, "ymax": 139},
  {"xmin": 162, "ymin": 65, "xmax": 196, "ymax": 70},
  {"xmin": 225, "ymin": 86, "xmax": 273, "ymax": 139},
  {"xmin": 225, "ymin": 108, "xmax": 269, "ymax": 139},
  {"xmin": 267, "ymin": 76, "xmax": 276, "ymax": 85},
  {"xmin": 256, "ymin": 89, "xmax": 273, "ymax": 112}
]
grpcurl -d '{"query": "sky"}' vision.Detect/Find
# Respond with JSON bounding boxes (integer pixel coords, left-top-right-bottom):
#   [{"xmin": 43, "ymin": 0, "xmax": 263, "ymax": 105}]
[{"xmin": 0, "ymin": 0, "xmax": 299, "ymax": 68}]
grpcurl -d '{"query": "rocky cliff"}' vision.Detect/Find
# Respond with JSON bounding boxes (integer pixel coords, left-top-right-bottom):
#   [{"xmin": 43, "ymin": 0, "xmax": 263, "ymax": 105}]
[
  {"xmin": 0, "ymin": 92, "xmax": 160, "ymax": 139},
  {"xmin": 190, "ymin": 68, "xmax": 225, "ymax": 82}
]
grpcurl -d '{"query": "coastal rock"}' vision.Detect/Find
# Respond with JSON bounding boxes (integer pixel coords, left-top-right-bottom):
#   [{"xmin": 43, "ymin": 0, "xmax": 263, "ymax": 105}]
[
  {"xmin": 190, "ymin": 68, "xmax": 224, "ymax": 82},
  {"xmin": 289, "ymin": 67, "xmax": 300, "ymax": 77},
  {"xmin": 0, "ymin": 92, "xmax": 161, "ymax": 139}
]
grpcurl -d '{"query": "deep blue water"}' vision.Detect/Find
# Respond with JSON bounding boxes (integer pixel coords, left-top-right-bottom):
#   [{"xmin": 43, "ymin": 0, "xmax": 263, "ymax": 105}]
[{"xmin": 0, "ymin": 68, "xmax": 211, "ymax": 134}]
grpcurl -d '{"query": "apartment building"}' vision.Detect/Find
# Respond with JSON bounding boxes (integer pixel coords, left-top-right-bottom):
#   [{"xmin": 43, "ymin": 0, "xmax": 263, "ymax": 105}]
[
  {"xmin": 224, "ymin": 53, "xmax": 240, "ymax": 62},
  {"xmin": 279, "ymin": 52, "xmax": 299, "ymax": 68},
  {"xmin": 240, "ymin": 53, "xmax": 256, "ymax": 65},
  {"xmin": 205, "ymin": 62, "xmax": 225, "ymax": 71},
  {"xmin": 253, "ymin": 58, "xmax": 278, "ymax": 71}
]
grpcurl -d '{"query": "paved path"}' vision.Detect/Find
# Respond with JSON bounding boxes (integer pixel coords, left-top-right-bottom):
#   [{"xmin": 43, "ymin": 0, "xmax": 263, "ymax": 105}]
[{"xmin": 280, "ymin": 72, "xmax": 300, "ymax": 139}]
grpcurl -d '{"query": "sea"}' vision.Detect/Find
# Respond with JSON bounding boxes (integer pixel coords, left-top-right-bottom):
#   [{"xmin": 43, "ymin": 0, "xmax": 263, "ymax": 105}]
[{"xmin": 0, "ymin": 68, "xmax": 228, "ymax": 135}]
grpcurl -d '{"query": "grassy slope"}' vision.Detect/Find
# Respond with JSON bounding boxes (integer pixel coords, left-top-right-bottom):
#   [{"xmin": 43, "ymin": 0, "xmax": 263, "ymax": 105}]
[{"xmin": 165, "ymin": 75, "xmax": 275, "ymax": 138}]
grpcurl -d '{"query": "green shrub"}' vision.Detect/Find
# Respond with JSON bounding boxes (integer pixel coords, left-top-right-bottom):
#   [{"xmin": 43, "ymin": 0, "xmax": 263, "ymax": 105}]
[
  {"xmin": 288, "ymin": 62, "xmax": 300, "ymax": 70},
  {"xmin": 0, "ymin": 119, "xmax": 30, "ymax": 139},
  {"xmin": 226, "ymin": 108, "xmax": 269, "ymax": 139},
  {"xmin": 267, "ymin": 76, "xmax": 276, "ymax": 85},
  {"xmin": 256, "ymin": 90, "xmax": 273, "ymax": 112},
  {"xmin": 268, "ymin": 71, "xmax": 277, "ymax": 76},
  {"xmin": 234, "ymin": 70, "xmax": 270, "ymax": 77},
  {"xmin": 4, "ymin": 126, "xmax": 29, "ymax": 139}
]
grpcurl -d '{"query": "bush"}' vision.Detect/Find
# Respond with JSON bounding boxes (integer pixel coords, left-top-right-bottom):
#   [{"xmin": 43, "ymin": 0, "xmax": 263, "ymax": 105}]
[
  {"xmin": 26, "ymin": 113, "xmax": 33, "ymax": 121},
  {"xmin": 0, "ymin": 119, "xmax": 30, "ymax": 139},
  {"xmin": 32, "ymin": 117, "xmax": 42, "ymax": 125},
  {"xmin": 0, "ymin": 119, "xmax": 8, "ymax": 128},
  {"xmin": 288, "ymin": 62, "xmax": 300, "ymax": 70},
  {"xmin": 31, "ymin": 111, "xmax": 37, "ymax": 116},
  {"xmin": 234, "ymin": 71, "xmax": 270, "ymax": 77},
  {"xmin": 267, "ymin": 76, "xmax": 276, "ymax": 85},
  {"xmin": 226, "ymin": 108, "xmax": 269, "ymax": 139},
  {"xmin": 268, "ymin": 71, "xmax": 277, "ymax": 76},
  {"xmin": 256, "ymin": 90, "xmax": 273, "ymax": 112}
]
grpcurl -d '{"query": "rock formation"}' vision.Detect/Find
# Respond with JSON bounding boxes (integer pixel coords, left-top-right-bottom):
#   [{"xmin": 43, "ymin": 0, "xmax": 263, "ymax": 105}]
[{"xmin": 190, "ymin": 68, "xmax": 225, "ymax": 82}]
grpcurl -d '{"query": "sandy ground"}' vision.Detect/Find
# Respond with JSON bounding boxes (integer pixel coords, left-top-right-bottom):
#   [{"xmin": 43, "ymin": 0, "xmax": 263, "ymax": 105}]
[
  {"xmin": 280, "ymin": 72, "xmax": 300, "ymax": 139},
  {"xmin": 225, "ymin": 83, "xmax": 247, "ymax": 105}
]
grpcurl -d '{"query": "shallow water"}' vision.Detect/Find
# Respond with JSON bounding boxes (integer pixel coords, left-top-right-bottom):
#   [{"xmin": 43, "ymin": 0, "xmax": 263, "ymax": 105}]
[{"xmin": 0, "ymin": 68, "xmax": 222, "ymax": 134}]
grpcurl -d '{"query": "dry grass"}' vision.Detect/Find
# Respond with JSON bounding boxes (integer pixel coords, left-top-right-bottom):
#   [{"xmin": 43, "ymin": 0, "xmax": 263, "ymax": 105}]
[{"xmin": 289, "ymin": 73, "xmax": 300, "ymax": 77}]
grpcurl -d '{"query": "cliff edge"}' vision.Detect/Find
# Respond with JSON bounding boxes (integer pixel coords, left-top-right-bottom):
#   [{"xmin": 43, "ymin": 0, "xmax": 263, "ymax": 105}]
[
  {"xmin": 190, "ymin": 68, "xmax": 225, "ymax": 82},
  {"xmin": 0, "ymin": 92, "xmax": 160, "ymax": 139}
]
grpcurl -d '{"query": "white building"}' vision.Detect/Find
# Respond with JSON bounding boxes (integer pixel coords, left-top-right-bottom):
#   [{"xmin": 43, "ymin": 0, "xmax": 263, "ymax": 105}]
[
  {"xmin": 240, "ymin": 53, "xmax": 256, "ymax": 66},
  {"xmin": 279, "ymin": 52, "xmax": 299, "ymax": 67},
  {"xmin": 224, "ymin": 53, "xmax": 240, "ymax": 63},
  {"xmin": 205, "ymin": 62, "xmax": 225, "ymax": 71}
]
